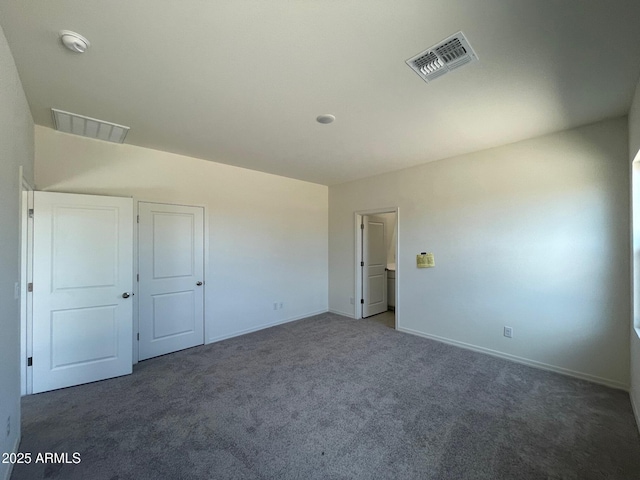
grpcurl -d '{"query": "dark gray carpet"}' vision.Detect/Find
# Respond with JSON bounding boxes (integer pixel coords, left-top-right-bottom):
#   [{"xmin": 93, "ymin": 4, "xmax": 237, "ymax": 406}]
[{"xmin": 11, "ymin": 312, "xmax": 640, "ymax": 479}]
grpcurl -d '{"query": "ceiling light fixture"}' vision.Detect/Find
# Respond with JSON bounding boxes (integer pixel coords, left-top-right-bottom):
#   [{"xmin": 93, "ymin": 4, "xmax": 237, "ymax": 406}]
[
  {"xmin": 59, "ymin": 30, "xmax": 90, "ymax": 53},
  {"xmin": 316, "ymin": 114, "xmax": 335, "ymax": 124}
]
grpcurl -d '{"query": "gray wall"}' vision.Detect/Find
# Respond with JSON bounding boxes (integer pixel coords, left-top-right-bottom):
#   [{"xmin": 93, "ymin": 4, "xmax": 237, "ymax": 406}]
[
  {"xmin": 0, "ymin": 23, "xmax": 34, "ymax": 480},
  {"xmin": 330, "ymin": 118, "xmax": 630, "ymax": 388}
]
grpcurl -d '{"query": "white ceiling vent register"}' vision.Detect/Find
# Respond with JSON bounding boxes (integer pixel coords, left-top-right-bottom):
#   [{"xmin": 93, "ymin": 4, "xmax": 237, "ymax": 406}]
[
  {"xmin": 51, "ymin": 109, "xmax": 130, "ymax": 143},
  {"xmin": 406, "ymin": 31, "xmax": 478, "ymax": 83}
]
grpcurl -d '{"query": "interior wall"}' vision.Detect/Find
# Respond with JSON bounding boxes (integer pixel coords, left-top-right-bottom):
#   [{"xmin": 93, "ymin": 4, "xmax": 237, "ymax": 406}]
[
  {"xmin": 629, "ymin": 76, "xmax": 640, "ymax": 429},
  {"xmin": 0, "ymin": 23, "xmax": 34, "ymax": 480},
  {"xmin": 330, "ymin": 117, "xmax": 630, "ymax": 388},
  {"xmin": 35, "ymin": 126, "xmax": 328, "ymax": 344}
]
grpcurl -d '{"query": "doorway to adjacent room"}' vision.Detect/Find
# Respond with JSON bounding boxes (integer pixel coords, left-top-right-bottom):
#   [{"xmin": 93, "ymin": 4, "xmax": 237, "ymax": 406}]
[{"xmin": 355, "ymin": 208, "xmax": 398, "ymax": 329}]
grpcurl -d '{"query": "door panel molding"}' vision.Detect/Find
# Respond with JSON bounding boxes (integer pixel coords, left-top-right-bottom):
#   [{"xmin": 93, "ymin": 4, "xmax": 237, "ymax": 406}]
[
  {"xmin": 362, "ymin": 216, "xmax": 387, "ymax": 318},
  {"xmin": 32, "ymin": 191, "xmax": 133, "ymax": 393},
  {"xmin": 138, "ymin": 202, "xmax": 205, "ymax": 361}
]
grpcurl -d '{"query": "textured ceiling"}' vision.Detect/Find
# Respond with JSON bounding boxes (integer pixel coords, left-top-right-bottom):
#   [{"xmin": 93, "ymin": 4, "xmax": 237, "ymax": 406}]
[{"xmin": 2, "ymin": 1, "xmax": 640, "ymax": 185}]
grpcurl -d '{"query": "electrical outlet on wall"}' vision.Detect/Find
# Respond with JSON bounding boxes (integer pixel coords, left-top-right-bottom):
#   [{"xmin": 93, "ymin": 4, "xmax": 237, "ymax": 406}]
[
  {"xmin": 504, "ymin": 326, "xmax": 513, "ymax": 338},
  {"xmin": 273, "ymin": 302, "xmax": 278, "ymax": 310},
  {"xmin": 279, "ymin": 302, "xmax": 283, "ymax": 309}
]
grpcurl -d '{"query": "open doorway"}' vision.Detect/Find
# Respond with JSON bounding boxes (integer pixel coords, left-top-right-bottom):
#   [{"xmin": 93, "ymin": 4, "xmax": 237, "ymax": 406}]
[{"xmin": 355, "ymin": 208, "xmax": 398, "ymax": 329}]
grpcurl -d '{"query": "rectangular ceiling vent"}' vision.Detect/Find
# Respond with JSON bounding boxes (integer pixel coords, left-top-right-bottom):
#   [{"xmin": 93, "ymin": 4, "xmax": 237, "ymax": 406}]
[
  {"xmin": 51, "ymin": 108, "xmax": 130, "ymax": 143},
  {"xmin": 406, "ymin": 31, "xmax": 478, "ymax": 84}
]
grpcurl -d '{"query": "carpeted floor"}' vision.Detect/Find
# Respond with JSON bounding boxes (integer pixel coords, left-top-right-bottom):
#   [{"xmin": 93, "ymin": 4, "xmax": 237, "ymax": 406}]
[
  {"xmin": 11, "ymin": 312, "xmax": 640, "ymax": 479},
  {"xmin": 368, "ymin": 310, "xmax": 395, "ymax": 329}
]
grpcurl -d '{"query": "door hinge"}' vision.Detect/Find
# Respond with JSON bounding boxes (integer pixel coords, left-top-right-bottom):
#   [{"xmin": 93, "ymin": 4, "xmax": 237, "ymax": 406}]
[
  {"xmin": 361, "ymin": 224, "xmax": 364, "ymax": 230},
  {"xmin": 28, "ymin": 208, "xmax": 34, "ymax": 219},
  {"xmin": 136, "ymin": 273, "xmax": 139, "ymax": 282},
  {"xmin": 27, "ymin": 282, "xmax": 33, "ymax": 292},
  {"xmin": 360, "ymin": 261, "xmax": 364, "ymax": 267},
  {"xmin": 27, "ymin": 357, "xmax": 32, "ymax": 366},
  {"xmin": 360, "ymin": 299, "xmax": 364, "ymax": 304},
  {"xmin": 137, "ymin": 333, "xmax": 139, "ymax": 341},
  {"xmin": 137, "ymin": 215, "xmax": 139, "ymax": 223}
]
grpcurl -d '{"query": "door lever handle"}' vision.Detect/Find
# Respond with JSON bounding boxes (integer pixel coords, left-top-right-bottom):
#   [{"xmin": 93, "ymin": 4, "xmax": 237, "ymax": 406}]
[
  {"xmin": 122, "ymin": 292, "xmax": 134, "ymax": 299},
  {"xmin": 196, "ymin": 281, "xmax": 203, "ymax": 286}
]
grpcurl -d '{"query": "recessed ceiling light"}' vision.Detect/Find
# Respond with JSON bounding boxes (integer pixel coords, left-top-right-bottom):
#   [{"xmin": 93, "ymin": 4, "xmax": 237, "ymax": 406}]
[
  {"xmin": 59, "ymin": 30, "xmax": 90, "ymax": 53},
  {"xmin": 316, "ymin": 114, "xmax": 335, "ymax": 124}
]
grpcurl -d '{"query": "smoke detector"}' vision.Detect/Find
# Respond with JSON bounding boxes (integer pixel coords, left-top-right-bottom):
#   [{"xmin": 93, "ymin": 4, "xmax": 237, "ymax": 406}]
[
  {"xmin": 316, "ymin": 114, "xmax": 335, "ymax": 124},
  {"xmin": 59, "ymin": 30, "xmax": 90, "ymax": 53},
  {"xmin": 406, "ymin": 31, "xmax": 478, "ymax": 83}
]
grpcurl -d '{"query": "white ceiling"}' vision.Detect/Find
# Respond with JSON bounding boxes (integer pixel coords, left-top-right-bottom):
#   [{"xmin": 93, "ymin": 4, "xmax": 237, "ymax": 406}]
[{"xmin": 2, "ymin": 1, "xmax": 640, "ymax": 186}]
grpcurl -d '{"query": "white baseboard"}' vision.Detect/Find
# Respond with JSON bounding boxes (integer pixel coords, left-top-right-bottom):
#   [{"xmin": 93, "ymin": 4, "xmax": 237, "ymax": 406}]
[
  {"xmin": 397, "ymin": 327, "xmax": 629, "ymax": 391},
  {"xmin": 631, "ymin": 390, "xmax": 640, "ymax": 435},
  {"xmin": 328, "ymin": 309, "xmax": 355, "ymax": 319},
  {"xmin": 2, "ymin": 435, "xmax": 20, "ymax": 480},
  {"xmin": 207, "ymin": 309, "xmax": 328, "ymax": 344}
]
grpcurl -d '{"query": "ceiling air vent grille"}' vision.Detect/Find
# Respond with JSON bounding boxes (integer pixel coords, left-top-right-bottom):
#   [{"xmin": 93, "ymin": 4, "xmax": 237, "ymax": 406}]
[
  {"xmin": 51, "ymin": 109, "xmax": 130, "ymax": 143},
  {"xmin": 406, "ymin": 31, "xmax": 478, "ymax": 83}
]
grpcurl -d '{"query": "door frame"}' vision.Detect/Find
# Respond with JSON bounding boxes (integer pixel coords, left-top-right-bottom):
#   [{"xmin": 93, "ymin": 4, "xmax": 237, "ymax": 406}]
[
  {"xmin": 354, "ymin": 207, "xmax": 399, "ymax": 327},
  {"xmin": 19, "ymin": 167, "xmax": 33, "ymax": 395},
  {"xmin": 133, "ymin": 199, "xmax": 209, "ymax": 364}
]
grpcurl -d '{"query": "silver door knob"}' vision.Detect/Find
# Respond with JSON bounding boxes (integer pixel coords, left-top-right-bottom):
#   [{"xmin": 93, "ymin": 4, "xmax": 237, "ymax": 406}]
[
  {"xmin": 122, "ymin": 292, "xmax": 134, "ymax": 298},
  {"xmin": 196, "ymin": 281, "xmax": 203, "ymax": 286}
]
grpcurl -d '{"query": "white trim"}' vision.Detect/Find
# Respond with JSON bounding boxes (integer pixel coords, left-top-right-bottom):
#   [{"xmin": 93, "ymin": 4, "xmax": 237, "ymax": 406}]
[
  {"xmin": 329, "ymin": 309, "xmax": 356, "ymax": 318},
  {"xmin": 397, "ymin": 326, "xmax": 629, "ymax": 391},
  {"xmin": 632, "ymin": 390, "xmax": 640, "ymax": 435},
  {"xmin": 26, "ymin": 190, "xmax": 34, "ymax": 395},
  {"xmin": 132, "ymin": 200, "xmax": 140, "ymax": 364},
  {"xmin": 19, "ymin": 168, "xmax": 34, "ymax": 396},
  {"xmin": 354, "ymin": 214, "xmax": 362, "ymax": 319},
  {"xmin": 207, "ymin": 309, "xmax": 328, "ymax": 344},
  {"xmin": 202, "ymin": 206, "xmax": 211, "ymax": 345},
  {"xmin": 2, "ymin": 435, "xmax": 21, "ymax": 480},
  {"xmin": 20, "ymin": 189, "xmax": 28, "ymax": 395}
]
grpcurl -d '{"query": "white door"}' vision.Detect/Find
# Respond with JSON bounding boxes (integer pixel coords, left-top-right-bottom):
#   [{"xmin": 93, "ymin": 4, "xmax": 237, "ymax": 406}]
[
  {"xmin": 138, "ymin": 202, "xmax": 204, "ymax": 361},
  {"xmin": 32, "ymin": 192, "xmax": 134, "ymax": 394},
  {"xmin": 362, "ymin": 215, "xmax": 387, "ymax": 318}
]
